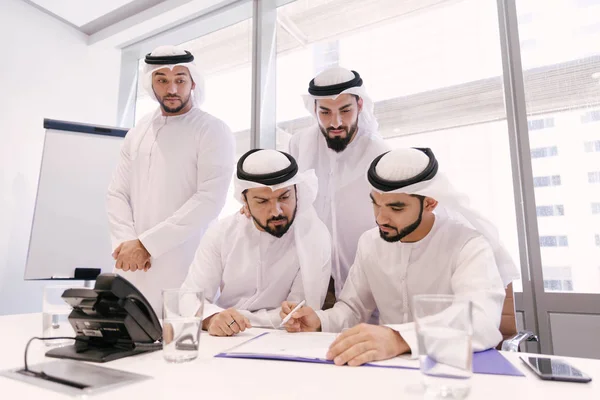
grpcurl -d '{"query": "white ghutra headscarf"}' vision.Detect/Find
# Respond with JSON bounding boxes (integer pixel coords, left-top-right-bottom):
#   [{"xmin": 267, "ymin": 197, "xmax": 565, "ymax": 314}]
[
  {"xmin": 234, "ymin": 149, "xmax": 332, "ymax": 308},
  {"xmin": 368, "ymin": 147, "xmax": 520, "ymax": 287},
  {"xmin": 142, "ymin": 45, "xmax": 205, "ymax": 107}
]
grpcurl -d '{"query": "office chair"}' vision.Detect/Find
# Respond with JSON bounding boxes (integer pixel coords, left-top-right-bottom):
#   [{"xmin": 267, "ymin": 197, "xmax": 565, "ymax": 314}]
[{"xmin": 499, "ymin": 283, "xmax": 539, "ymax": 351}]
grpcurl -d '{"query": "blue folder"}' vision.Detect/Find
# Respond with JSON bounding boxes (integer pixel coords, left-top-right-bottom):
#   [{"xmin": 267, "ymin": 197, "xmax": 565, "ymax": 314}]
[{"xmin": 215, "ymin": 332, "xmax": 525, "ymax": 377}]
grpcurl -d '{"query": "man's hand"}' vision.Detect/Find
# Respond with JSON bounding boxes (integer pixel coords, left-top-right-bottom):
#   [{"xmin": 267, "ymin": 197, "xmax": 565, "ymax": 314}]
[
  {"xmin": 113, "ymin": 239, "xmax": 151, "ymax": 272},
  {"xmin": 203, "ymin": 308, "xmax": 252, "ymax": 336},
  {"xmin": 326, "ymin": 323, "xmax": 410, "ymax": 366},
  {"xmin": 163, "ymin": 322, "xmax": 174, "ymax": 344},
  {"xmin": 280, "ymin": 301, "xmax": 321, "ymax": 332}
]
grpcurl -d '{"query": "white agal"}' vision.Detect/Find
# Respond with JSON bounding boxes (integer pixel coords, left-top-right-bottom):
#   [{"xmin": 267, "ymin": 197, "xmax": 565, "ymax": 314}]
[
  {"xmin": 316, "ymin": 214, "xmax": 506, "ymax": 357},
  {"xmin": 107, "ymin": 108, "xmax": 235, "ymax": 313}
]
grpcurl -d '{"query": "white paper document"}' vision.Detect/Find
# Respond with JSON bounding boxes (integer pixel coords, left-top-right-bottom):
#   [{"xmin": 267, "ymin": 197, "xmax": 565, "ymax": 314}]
[{"xmin": 218, "ymin": 331, "xmax": 419, "ymax": 369}]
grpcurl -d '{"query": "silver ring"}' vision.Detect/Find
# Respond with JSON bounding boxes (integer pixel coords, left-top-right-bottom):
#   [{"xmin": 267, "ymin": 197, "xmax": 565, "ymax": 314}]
[{"xmin": 227, "ymin": 320, "xmax": 236, "ymax": 327}]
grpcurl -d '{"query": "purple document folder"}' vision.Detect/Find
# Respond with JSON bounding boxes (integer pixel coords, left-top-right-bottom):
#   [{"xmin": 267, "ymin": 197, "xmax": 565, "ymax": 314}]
[{"xmin": 214, "ymin": 332, "xmax": 525, "ymax": 377}]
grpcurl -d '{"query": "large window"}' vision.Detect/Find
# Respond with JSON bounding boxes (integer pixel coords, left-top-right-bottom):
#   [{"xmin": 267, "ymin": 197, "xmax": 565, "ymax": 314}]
[
  {"xmin": 275, "ymin": 0, "xmax": 508, "ymax": 138},
  {"xmin": 274, "ymin": 0, "xmax": 522, "ymax": 287},
  {"xmin": 125, "ymin": 0, "xmax": 600, "ymax": 296},
  {"xmin": 517, "ymin": 0, "xmax": 600, "ymax": 294}
]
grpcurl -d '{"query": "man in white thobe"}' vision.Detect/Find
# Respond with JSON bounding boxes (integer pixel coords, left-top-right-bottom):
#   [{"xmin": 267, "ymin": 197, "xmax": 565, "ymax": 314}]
[
  {"xmin": 282, "ymin": 147, "xmax": 520, "ymax": 366},
  {"xmin": 107, "ymin": 46, "xmax": 235, "ymax": 314},
  {"xmin": 288, "ymin": 67, "xmax": 390, "ymax": 306},
  {"xmin": 181, "ymin": 149, "xmax": 331, "ymax": 336}
]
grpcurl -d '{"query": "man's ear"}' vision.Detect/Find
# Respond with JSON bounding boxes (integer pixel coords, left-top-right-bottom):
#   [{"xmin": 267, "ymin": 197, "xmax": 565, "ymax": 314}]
[
  {"xmin": 424, "ymin": 197, "xmax": 438, "ymax": 212},
  {"xmin": 357, "ymin": 97, "xmax": 364, "ymax": 113}
]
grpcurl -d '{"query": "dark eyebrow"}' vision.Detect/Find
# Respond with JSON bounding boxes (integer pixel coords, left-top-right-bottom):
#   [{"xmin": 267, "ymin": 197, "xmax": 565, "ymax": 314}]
[
  {"xmin": 370, "ymin": 194, "xmax": 406, "ymax": 208},
  {"xmin": 254, "ymin": 190, "xmax": 291, "ymax": 201},
  {"xmin": 154, "ymin": 72, "xmax": 189, "ymax": 77},
  {"xmin": 386, "ymin": 202, "xmax": 407, "ymax": 208},
  {"xmin": 318, "ymin": 105, "xmax": 331, "ymax": 111},
  {"xmin": 339, "ymin": 103, "xmax": 353, "ymax": 110}
]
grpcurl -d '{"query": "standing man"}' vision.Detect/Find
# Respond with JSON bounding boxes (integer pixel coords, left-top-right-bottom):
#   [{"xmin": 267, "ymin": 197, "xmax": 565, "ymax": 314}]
[
  {"xmin": 107, "ymin": 45, "xmax": 235, "ymax": 313},
  {"xmin": 289, "ymin": 67, "xmax": 389, "ymax": 307}
]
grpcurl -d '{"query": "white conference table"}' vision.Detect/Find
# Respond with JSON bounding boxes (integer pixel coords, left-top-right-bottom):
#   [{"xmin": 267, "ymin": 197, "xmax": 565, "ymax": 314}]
[{"xmin": 0, "ymin": 313, "xmax": 598, "ymax": 399}]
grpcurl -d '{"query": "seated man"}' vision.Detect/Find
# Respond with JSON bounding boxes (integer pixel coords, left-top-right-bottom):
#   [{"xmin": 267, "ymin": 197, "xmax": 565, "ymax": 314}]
[
  {"xmin": 281, "ymin": 147, "xmax": 519, "ymax": 365},
  {"xmin": 181, "ymin": 148, "xmax": 331, "ymax": 336}
]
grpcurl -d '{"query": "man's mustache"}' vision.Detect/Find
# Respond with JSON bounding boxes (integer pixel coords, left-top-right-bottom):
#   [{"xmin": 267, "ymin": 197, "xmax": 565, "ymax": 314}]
[
  {"xmin": 379, "ymin": 224, "xmax": 398, "ymax": 232},
  {"xmin": 268, "ymin": 215, "xmax": 288, "ymax": 223},
  {"xmin": 326, "ymin": 126, "xmax": 348, "ymax": 133}
]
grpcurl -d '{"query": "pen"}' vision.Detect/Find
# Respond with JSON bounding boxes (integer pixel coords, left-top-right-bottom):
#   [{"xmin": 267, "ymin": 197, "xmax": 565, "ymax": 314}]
[{"xmin": 279, "ymin": 300, "xmax": 306, "ymax": 327}]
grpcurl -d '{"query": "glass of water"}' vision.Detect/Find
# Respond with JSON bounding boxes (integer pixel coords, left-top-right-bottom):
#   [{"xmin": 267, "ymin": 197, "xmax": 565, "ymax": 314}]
[
  {"xmin": 413, "ymin": 294, "xmax": 473, "ymax": 399},
  {"xmin": 162, "ymin": 289, "xmax": 204, "ymax": 363},
  {"xmin": 42, "ymin": 285, "xmax": 76, "ymax": 347}
]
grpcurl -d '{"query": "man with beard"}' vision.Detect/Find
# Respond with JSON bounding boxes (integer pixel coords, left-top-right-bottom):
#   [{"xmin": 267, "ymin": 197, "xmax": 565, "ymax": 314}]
[
  {"xmin": 106, "ymin": 45, "xmax": 235, "ymax": 314},
  {"xmin": 181, "ymin": 149, "xmax": 331, "ymax": 336},
  {"xmin": 288, "ymin": 67, "xmax": 389, "ymax": 309},
  {"xmin": 281, "ymin": 147, "xmax": 520, "ymax": 365}
]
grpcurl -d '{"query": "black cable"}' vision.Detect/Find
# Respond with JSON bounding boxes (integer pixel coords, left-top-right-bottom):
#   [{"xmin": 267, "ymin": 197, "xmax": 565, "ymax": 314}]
[
  {"xmin": 23, "ymin": 336, "xmax": 83, "ymax": 372},
  {"xmin": 20, "ymin": 336, "xmax": 93, "ymax": 389}
]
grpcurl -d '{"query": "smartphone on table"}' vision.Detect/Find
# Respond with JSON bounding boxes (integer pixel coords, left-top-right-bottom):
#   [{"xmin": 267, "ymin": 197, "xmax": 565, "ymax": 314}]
[{"xmin": 520, "ymin": 356, "xmax": 592, "ymax": 383}]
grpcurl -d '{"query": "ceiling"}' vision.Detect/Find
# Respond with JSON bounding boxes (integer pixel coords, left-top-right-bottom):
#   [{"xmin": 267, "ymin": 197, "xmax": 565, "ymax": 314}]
[
  {"xmin": 27, "ymin": 0, "xmax": 135, "ymax": 27},
  {"xmin": 23, "ymin": 0, "xmax": 167, "ymax": 35}
]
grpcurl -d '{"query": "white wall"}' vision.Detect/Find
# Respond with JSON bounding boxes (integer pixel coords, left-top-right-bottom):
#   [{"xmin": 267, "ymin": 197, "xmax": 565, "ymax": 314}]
[{"xmin": 0, "ymin": 0, "xmax": 121, "ymax": 315}]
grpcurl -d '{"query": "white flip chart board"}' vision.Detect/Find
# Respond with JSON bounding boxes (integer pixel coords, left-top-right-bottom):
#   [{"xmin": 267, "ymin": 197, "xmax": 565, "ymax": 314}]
[{"xmin": 25, "ymin": 119, "xmax": 127, "ymax": 280}]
